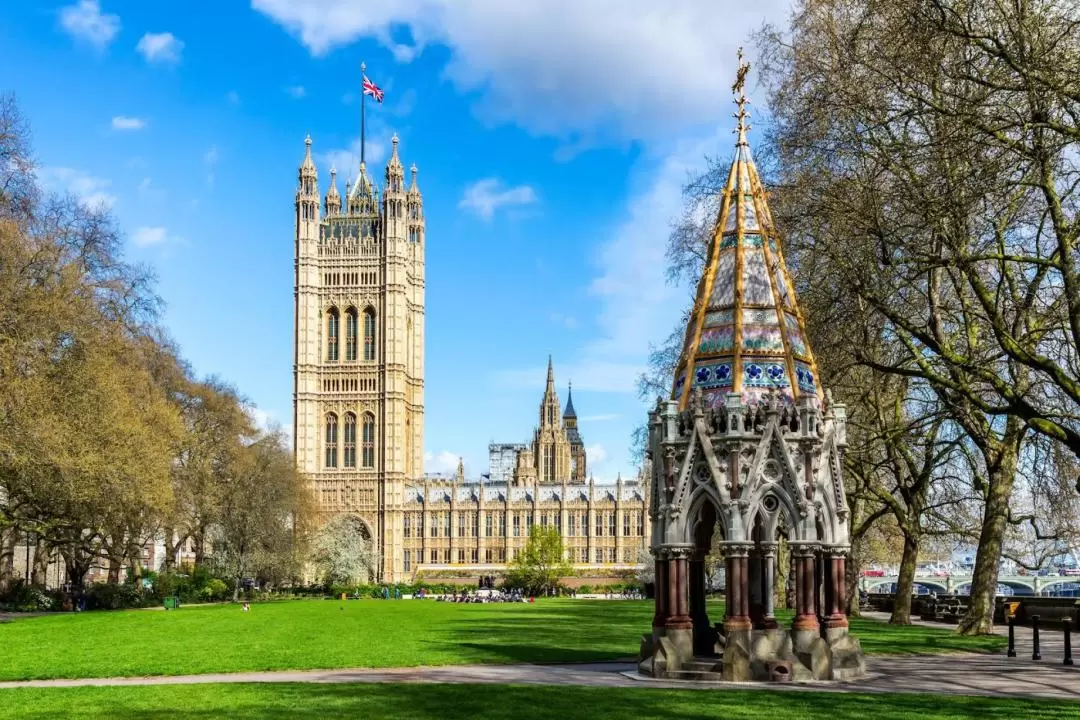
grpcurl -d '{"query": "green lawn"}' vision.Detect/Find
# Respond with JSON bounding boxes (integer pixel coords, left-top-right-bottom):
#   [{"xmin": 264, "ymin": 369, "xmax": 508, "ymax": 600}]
[
  {"xmin": 1, "ymin": 683, "xmax": 1076, "ymax": 720},
  {"xmin": 0, "ymin": 599, "xmax": 1004, "ymax": 681}
]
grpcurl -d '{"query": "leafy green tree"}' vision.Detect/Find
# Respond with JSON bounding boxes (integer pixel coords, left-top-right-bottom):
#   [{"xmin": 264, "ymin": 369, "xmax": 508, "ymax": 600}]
[{"xmin": 506, "ymin": 525, "xmax": 570, "ymax": 595}]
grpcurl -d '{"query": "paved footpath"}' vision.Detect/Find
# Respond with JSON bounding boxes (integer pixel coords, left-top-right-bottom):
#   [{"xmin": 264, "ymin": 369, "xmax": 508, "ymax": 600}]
[{"xmin": 1, "ymin": 613, "xmax": 1076, "ymax": 701}]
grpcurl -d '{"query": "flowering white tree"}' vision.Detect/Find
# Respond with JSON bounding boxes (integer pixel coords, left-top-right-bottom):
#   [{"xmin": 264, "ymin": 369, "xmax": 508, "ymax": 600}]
[{"xmin": 312, "ymin": 516, "xmax": 375, "ymax": 585}]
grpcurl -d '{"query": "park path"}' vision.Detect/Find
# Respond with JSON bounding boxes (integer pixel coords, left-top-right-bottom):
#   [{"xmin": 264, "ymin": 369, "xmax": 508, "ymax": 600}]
[{"xmin": 1, "ymin": 610, "xmax": 1075, "ymax": 701}]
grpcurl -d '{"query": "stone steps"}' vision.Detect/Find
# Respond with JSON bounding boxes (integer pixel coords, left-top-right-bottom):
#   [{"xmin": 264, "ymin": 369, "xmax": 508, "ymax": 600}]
[{"xmin": 673, "ymin": 657, "xmax": 725, "ymax": 681}]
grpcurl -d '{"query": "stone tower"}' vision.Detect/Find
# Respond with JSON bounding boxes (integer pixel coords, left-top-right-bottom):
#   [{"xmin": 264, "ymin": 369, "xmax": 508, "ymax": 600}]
[
  {"xmin": 512, "ymin": 357, "xmax": 582, "ymax": 485},
  {"xmin": 563, "ymin": 382, "xmax": 587, "ymax": 483},
  {"xmin": 293, "ymin": 133, "xmax": 425, "ymax": 581}
]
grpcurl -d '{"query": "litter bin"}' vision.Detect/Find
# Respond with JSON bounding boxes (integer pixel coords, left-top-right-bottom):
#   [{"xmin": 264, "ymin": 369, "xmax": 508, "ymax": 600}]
[{"xmin": 164, "ymin": 596, "xmax": 180, "ymax": 610}]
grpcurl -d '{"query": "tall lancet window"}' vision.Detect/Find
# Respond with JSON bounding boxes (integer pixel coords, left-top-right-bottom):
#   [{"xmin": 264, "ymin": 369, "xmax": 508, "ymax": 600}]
[
  {"xmin": 325, "ymin": 413, "xmax": 339, "ymax": 469},
  {"xmin": 326, "ymin": 308, "xmax": 340, "ymax": 362},
  {"xmin": 345, "ymin": 309, "xmax": 358, "ymax": 361},
  {"xmin": 362, "ymin": 413, "xmax": 376, "ymax": 468},
  {"xmin": 544, "ymin": 446, "xmax": 555, "ymax": 482},
  {"xmin": 343, "ymin": 413, "xmax": 357, "ymax": 467},
  {"xmin": 363, "ymin": 308, "xmax": 376, "ymax": 361}
]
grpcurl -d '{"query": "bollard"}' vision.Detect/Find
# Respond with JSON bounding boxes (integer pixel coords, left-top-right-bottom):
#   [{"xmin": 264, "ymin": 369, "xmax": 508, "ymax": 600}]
[
  {"xmin": 1032, "ymin": 614, "xmax": 1042, "ymax": 661},
  {"xmin": 1007, "ymin": 615, "xmax": 1017, "ymax": 658},
  {"xmin": 1065, "ymin": 618, "xmax": 1074, "ymax": 667}
]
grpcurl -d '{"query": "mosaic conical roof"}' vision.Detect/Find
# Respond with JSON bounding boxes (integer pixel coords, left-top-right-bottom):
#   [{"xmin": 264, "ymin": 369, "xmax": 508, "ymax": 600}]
[{"xmin": 672, "ymin": 61, "xmax": 819, "ymax": 410}]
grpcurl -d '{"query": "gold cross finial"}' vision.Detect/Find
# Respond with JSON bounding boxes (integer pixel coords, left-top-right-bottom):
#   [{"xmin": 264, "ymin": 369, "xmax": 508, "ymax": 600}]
[{"xmin": 732, "ymin": 47, "xmax": 751, "ymax": 145}]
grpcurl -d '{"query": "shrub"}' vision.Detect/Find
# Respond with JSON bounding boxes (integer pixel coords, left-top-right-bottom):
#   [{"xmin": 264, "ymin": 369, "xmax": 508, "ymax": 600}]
[
  {"xmin": 0, "ymin": 581, "xmax": 60, "ymax": 612},
  {"xmin": 84, "ymin": 582, "xmax": 151, "ymax": 610}
]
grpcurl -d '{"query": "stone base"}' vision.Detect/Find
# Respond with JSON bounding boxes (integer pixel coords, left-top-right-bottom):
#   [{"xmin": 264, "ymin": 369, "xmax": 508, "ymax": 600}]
[{"xmin": 637, "ymin": 622, "xmax": 866, "ymax": 683}]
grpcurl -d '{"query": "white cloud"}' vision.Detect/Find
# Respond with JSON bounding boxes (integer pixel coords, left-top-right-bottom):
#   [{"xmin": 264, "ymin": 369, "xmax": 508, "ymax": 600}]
[
  {"xmin": 496, "ymin": 129, "xmax": 724, "ymax": 395},
  {"xmin": 550, "ymin": 313, "xmax": 578, "ymax": 330},
  {"xmin": 317, "ymin": 135, "xmax": 389, "ymax": 179},
  {"xmin": 459, "ymin": 178, "xmax": 537, "ymax": 220},
  {"xmin": 58, "ymin": 0, "xmax": 120, "ymax": 49},
  {"xmin": 251, "ymin": 0, "xmax": 787, "ymax": 142},
  {"xmin": 136, "ymin": 32, "xmax": 184, "ymax": 64},
  {"xmin": 250, "ymin": 408, "xmax": 293, "ymax": 445},
  {"xmin": 424, "ymin": 450, "xmax": 465, "ymax": 475},
  {"xmin": 136, "ymin": 176, "xmax": 165, "ymax": 203},
  {"xmin": 586, "ymin": 444, "xmax": 608, "ymax": 467},
  {"xmin": 286, "ymin": 85, "xmax": 307, "ymax": 99},
  {"xmin": 132, "ymin": 226, "xmax": 170, "ymax": 247},
  {"xmin": 36, "ymin": 167, "xmax": 116, "ymax": 209},
  {"xmin": 204, "ymin": 146, "xmax": 219, "ymax": 187},
  {"xmin": 111, "ymin": 115, "xmax": 146, "ymax": 131}
]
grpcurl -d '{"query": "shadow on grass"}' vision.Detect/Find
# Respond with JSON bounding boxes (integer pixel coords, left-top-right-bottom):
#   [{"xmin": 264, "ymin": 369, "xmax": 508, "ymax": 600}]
[{"xmin": 3, "ymin": 682, "xmax": 1078, "ymax": 720}]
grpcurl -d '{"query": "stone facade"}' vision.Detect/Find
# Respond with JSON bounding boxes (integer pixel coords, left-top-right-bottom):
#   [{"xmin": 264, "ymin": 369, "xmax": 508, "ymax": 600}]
[
  {"xmin": 293, "ymin": 134, "xmax": 425, "ymax": 582},
  {"xmin": 402, "ymin": 359, "xmax": 648, "ymax": 580}
]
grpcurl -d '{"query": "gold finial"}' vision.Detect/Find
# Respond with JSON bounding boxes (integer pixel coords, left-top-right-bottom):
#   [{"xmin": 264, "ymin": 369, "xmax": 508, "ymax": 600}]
[{"xmin": 732, "ymin": 47, "xmax": 751, "ymax": 145}]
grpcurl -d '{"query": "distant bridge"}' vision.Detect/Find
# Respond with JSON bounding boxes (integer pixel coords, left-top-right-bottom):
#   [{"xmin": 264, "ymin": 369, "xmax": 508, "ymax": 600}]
[{"xmin": 861, "ymin": 574, "xmax": 1080, "ymax": 596}]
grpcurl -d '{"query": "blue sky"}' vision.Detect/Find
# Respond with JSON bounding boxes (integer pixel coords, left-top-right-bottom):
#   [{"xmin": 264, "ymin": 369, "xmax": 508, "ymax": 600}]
[{"xmin": 0, "ymin": 1, "xmax": 788, "ymax": 481}]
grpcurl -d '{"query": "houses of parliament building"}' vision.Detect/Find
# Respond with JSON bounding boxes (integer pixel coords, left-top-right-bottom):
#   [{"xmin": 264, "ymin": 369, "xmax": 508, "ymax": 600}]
[{"xmin": 292, "ymin": 136, "xmax": 648, "ymax": 582}]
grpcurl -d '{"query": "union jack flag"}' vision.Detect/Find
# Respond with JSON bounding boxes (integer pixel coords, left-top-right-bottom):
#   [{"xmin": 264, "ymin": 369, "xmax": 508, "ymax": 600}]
[{"xmin": 362, "ymin": 75, "xmax": 384, "ymax": 103}]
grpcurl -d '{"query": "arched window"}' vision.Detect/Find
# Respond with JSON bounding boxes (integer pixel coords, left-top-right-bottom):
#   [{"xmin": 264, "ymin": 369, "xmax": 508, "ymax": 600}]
[
  {"xmin": 343, "ymin": 413, "xmax": 357, "ymax": 467},
  {"xmin": 363, "ymin": 308, "xmax": 376, "ymax": 361},
  {"xmin": 326, "ymin": 308, "xmax": 340, "ymax": 362},
  {"xmin": 325, "ymin": 413, "xmax": 339, "ymax": 468},
  {"xmin": 362, "ymin": 413, "xmax": 375, "ymax": 468},
  {"xmin": 345, "ymin": 309, "xmax": 358, "ymax": 361}
]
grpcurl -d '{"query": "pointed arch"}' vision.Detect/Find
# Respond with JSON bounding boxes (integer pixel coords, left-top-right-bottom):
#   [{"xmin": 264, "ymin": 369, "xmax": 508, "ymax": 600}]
[
  {"xmin": 361, "ymin": 412, "xmax": 376, "ymax": 468},
  {"xmin": 325, "ymin": 412, "xmax": 339, "ymax": 469},
  {"xmin": 343, "ymin": 412, "xmax": 357, "ymax": 467},
  {"xmin": 326, "ymin": 307, "xmax": 340, "ymax": 362},
  {"xmin": 345, "ymin": 307, "xmax": 359, "ymax": 361},
  {"xmin": 363, "ymin": 306, "xmax": 377, "ymax": 361}
]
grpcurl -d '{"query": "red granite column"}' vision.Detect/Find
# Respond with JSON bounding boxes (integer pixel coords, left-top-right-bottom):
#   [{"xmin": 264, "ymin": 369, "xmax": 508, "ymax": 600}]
[
  {"xmin": 724, "ymin": 544, "xmax": 751, "ymax": 631},
  {"xmin": 827, "ymin": 552, "xmax": 849, "ymax": 629},
  {"xmin": 792, "ymin": 549, "xmax": 819, "ymax": 631},
  {"xmin": 652, "ymin": 555, "xmax": 668, "ymax": 628},
  {"xmin": 667, "ymin": 551, "xmax": 692, "ymax": 630}
]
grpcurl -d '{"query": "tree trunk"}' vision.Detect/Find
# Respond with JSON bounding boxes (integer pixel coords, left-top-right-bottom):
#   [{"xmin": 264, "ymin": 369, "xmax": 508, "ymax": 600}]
[
  {"xmin": 31, "ymin": 537, "xmax": 49, "ymax": 586},
  {"xmin": 0, "ymin": 526, "xmax": 15, "ymax": 594},
  {"xmin": 959, "ymin": 442, "xmax": 1020, "ymax": 635},
  {"xmin": 232, "ymin": 576, "xmax": 241, "ymax": 602},
  {"xmin": 107, "ymin": 556, "xmax": 122, "ymax": 584},
  {"xmin": 162, "ymin": 527, "xmax": 183, "ymax": 574},
  {"xmin": 64, "ymin": 552, "xmax": 92, "ymax": 593},
  {"xmin": 890, "ymin": 533, "xmax": 920, "ymax": 624},
  {"xmin": 845, "ymin": 540, "xmax": 862, "ymax": 617},
  {"xmin": 193, "ymin": 530, "xmax": 206, "ymax": 567}
]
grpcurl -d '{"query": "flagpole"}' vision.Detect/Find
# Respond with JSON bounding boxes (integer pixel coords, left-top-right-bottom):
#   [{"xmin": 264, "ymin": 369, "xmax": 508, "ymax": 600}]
[{"xmin": 360, "ymin": 61, "xmax": 366, "ymax": 167}]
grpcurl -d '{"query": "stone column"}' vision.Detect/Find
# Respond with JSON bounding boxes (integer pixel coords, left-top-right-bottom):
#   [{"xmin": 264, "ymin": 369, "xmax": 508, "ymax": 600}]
[
  {"xmin": 826, "ymin": 549, "xmax": 849, "ymax": 629},
  {"xmin": 792, "ymin": 546, "xmax": 819, "ymax": 632},
  {"xmin": 652, "ymin": 551, "xmax": 668, "ymax": 629},
  {"xmin": 665, "ymin": 548, "xmax": 693, "ymax": 630},
  {"xmin": 722, "ymin": 543, "xmax": 752, "ymax": 632},
  {"xmin": 761, "ymin": 542, "xmax": 779, "ymax": 629}
]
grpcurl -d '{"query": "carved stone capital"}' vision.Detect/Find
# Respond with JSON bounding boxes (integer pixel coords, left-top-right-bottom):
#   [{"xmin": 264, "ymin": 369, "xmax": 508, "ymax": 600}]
[{"xmin": 719, "ymin": 541, "xmax": 754, "ymax": 557}]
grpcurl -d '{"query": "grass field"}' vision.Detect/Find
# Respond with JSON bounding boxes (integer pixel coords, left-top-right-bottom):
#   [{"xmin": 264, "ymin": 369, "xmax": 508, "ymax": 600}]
[
  {"xmin": 0, "ymin": 599, "xmax": 1005, "ymax": 681},
  {"xmin": 1, "ymin": 682, "xmax": 1077, "ymax": 720}
]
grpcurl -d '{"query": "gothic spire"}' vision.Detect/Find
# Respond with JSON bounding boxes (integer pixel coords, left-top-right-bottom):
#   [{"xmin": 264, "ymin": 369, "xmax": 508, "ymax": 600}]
[
  {"xmin": 325, "ymin": 166, "xmax": 341, "ymax": 215},
  {"xmin": 671, "ymin": 51, "xmax": 820, "ymax": 410},
  {"xmin": 563, "ymin": 381, "xmax": 577, "ymax": 419}
]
